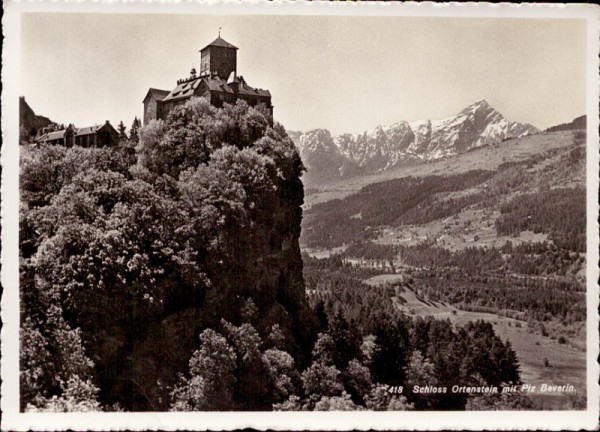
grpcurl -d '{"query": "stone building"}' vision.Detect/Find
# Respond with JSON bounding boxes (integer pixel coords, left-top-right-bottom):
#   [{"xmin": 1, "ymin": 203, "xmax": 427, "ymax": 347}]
[
  {"xmin": 143, "ymin": 35, "xmax": 272, "ymax": 125},
  {"xmin": 75, "ymin": 122, "xmax": 120, "ymax": 147},
  {"xmin": 142, "ymin": 89, "xmax": 170, "ymax": 126},
  {"xmin": 36, "ymin": 124, "xmax": 76, "ymax": 146},
  {"xmin": 36, "ymin": 121, "xmax": 119, "ymax": 147}
]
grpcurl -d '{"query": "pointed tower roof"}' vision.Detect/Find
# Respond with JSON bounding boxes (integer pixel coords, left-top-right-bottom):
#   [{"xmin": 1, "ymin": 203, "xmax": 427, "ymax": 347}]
[{"xmin": 200, "ymin": 36, "xmax": 238, "ymax": 52}]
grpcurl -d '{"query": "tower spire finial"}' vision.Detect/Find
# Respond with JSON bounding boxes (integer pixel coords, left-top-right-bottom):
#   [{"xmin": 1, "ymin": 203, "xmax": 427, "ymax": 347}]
[{"xmin": 218, "ymin": 27, "xmax": 221, "ymax": 37}]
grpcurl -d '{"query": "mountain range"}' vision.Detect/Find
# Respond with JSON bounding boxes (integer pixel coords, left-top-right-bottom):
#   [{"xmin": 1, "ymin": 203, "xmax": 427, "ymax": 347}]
[{"xmin": 289, "ymin": 100, "xmax": 539, "ymax": 185}]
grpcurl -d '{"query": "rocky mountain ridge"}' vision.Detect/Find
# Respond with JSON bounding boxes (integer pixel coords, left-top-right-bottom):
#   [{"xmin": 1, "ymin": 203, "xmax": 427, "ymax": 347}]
[
  {"xmin": 545, "ymin": 115, "xmax": 586, "ymax": 133},
  {"xmin": 291, "ymin": 100, "xmax": 539, "ymax": 185},
  {"xmin": 19, "ymin": 96, "xmax": 53, "ymax": 138}
]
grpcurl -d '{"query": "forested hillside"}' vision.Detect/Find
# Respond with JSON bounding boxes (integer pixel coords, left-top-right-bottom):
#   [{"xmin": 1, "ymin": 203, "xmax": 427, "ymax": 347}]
[
  {"xmin": 544, "ymin": 115, "xmax": 586, "ymax": 133},
  {"xmin": 302, "ymin": 255, "xmax": 529, "ymax": 410}
]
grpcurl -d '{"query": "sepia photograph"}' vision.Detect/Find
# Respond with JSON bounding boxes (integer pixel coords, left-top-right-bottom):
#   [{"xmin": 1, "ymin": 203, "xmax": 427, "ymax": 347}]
[{"xmin": 1, "ymin": 1, "xmax": 599, "ymax": 430}]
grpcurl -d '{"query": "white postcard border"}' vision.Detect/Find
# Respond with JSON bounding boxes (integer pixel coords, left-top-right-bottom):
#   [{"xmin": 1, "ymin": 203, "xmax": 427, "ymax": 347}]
[{"xmin": 2, "ymin": 1, "xmax": 599, "ymax": 431}]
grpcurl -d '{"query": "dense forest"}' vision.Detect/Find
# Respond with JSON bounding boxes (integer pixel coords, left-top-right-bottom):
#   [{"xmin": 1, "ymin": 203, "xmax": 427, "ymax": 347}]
[
  {"xmin": 20, "ymin": 97, "xmax": 533, "ymax": 412},
  {"xmin": 302, "ymin": 256, "xmax": 529, "ymax": 410},
  {"xmin": 301, "ymin": 171, "xmax": 494, "ymax": 249},
  {"xmin": 495, "ymin": 187, "xmax": 586, "ymax": 252}
]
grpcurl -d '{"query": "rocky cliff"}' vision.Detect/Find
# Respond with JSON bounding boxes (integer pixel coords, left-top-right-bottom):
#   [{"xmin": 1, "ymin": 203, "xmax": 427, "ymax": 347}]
[{"xmin": 19, "ymin": 97, "xmax": 53, "ymax": 137}]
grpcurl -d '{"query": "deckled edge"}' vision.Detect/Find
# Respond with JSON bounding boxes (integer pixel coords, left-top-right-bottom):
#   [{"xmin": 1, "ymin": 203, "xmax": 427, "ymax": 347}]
[{"xmin": 1, "ymin": 2, "xmax": 599, "ymax": 431}]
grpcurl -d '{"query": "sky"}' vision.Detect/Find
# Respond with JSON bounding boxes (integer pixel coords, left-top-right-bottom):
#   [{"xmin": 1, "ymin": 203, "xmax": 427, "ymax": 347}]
[{"xmin": 21, "ymin": 13, "xmax": 587, "ymax": 135}]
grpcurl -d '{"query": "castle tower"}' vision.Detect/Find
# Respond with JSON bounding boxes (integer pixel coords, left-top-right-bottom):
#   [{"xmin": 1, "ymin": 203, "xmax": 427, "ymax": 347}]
[{"xmin": 199, "ymin": 34, "xmax": 238, "ymax": 80}]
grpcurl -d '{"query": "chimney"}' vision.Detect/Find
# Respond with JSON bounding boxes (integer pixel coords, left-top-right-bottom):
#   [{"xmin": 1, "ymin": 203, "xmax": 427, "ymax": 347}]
[{"xmin": 227, "ymin": 71, "xmax": 239, "ymax": 93}]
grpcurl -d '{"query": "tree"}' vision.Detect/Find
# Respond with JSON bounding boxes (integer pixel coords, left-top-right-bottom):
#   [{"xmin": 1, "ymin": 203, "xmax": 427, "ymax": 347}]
[
  {"xmin": 26, "ymin": 375, "xmax": 101, "ymax": 413},
  {"xmin": 129, "ymin": 116, "xmax": 141, "ymax": 143},
  {"xmin": 137, "ymin": 98, "xmax": 270, "ymax": 179},
  {"xmin": 359, "ymin": 334, "xmax": 377, "ymax": 367},
  {"xmin": 273, "ymin": 395, "xmax": 304, "ymax": 411},
  {"xmin": 343, "ymin": 359, "xmax": 373, "ymax": 403},
  {"xmin": 221, "ymin": 321, "xmax": 271, "ymax": 409},
  {"xmin": 26, "ymin": 161, "xmax": 209, "ymax": 409},
  {"xmin": 499, "ymin": 340, "xmax": 521, "ymax": 384},
  {"xmin": 370, "ymin": 317, "xmax": 410, "ymax": 386},
  {"xmin": 241, "ymin": 297, "xmax": 258, "ymax": 324},
  {"xmin": 20, "ymin": 317, "xmax": 53, "ymax": 408},
  {"xmin": 405, "ymin": 350, "xmax": 438, "ymax": 409},
  {"xmin": 170, "ymin": 328, "xmax": 237, "ymax": 411},
  {"xmin": 461, "ymin": 321, "xmax": 521, "ymax": 387},
  {"xmin": 311, "ymin": 332, "xmax": 336, "ymax": 366},
  {"xmin": 20, "ymin": 305, "xmax": 99, "ymax": 412},
  {"xmin": 314, "ymin": 391, "xmax": 360, "ymax": 411},
  {"xmin": 20, "ymin": 95, "xmax": 315, "ymax": 411},
  {"xmin": 262, "ymin": 348, "xmax": 300, "ymax": 404},
  {"xmin": 21, "ymin": 145, "xmax": 132, "ymax": 207},
  {"xmin": 267, "ymin": 324, "xmax": 287, "ymax": 351},
  {"xmin": 301, "ymin": 361, "xmax": 344, "ymax": 400},
  {"xmin": 117, "ymin": 121, "xmax": 128, "ymax": 140},
  {"xmin": 328, "ymin": 312, "xmax": 361, "ymax": 371},
  {"xmin": 314, "ymin": 300, "xmax": 328, "ymax": 332}
]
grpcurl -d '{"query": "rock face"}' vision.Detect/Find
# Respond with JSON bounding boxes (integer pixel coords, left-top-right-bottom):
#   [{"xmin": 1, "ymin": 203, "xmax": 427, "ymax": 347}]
[
  {"xmin": 19, "ymin": 97, "xmax": 53, "ymax": 136},
  {"xmin": 344, "ymin": 121, "xmax": 416, "ymax": 172},
  {"xmin": 290, "ymin": 100, "xmax": 538, "ymax": 185},
  {"xmin": 124, "ymin": 110, "xmax": 318, "ymax": 410}
]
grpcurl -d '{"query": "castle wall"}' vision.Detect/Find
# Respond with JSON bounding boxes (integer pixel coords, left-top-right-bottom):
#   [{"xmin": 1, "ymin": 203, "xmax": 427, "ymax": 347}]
[{"xmin": 144, "ymin": 97, "xmax": 160, "ymax": 125}]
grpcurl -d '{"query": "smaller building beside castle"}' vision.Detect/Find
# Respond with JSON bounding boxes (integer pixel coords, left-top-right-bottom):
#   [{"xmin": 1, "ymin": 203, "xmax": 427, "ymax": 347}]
[
  {"xmin": 143, "ymin": 35, "xmax": 272, "ymax": 125},
  {"xmin": 36, "ymin": 121, "xmax": 119, "ymax": 147}
]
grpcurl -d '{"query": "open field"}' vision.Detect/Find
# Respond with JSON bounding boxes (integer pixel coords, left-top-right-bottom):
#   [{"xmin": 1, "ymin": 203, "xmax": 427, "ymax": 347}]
[
  {"xmin": 301, "ymin": 246, "xmax": 347, "ymax": 259},
  {"xmin": 364, "ymin": 275, "xmax": 587, "ymax": 410},
  {"xmin": 375, "ymin": 207, "xmax": 550, "ymax": 252},
  {"xmin": 304, "ymin": 131, "xmax": 577, "ymax": 209}
]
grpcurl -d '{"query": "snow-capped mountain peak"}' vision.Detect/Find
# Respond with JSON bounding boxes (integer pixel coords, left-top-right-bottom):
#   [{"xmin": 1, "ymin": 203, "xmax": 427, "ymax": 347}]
[{"xmin": 289, "ymin": 100, "xmax": 539, "ymax": 185}]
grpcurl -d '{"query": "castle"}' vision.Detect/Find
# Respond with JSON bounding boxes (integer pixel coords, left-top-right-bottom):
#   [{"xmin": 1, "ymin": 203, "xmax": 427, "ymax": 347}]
[{"xmin": 143, "ymin": 35, "xmax": 273, "ymax": 125}]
